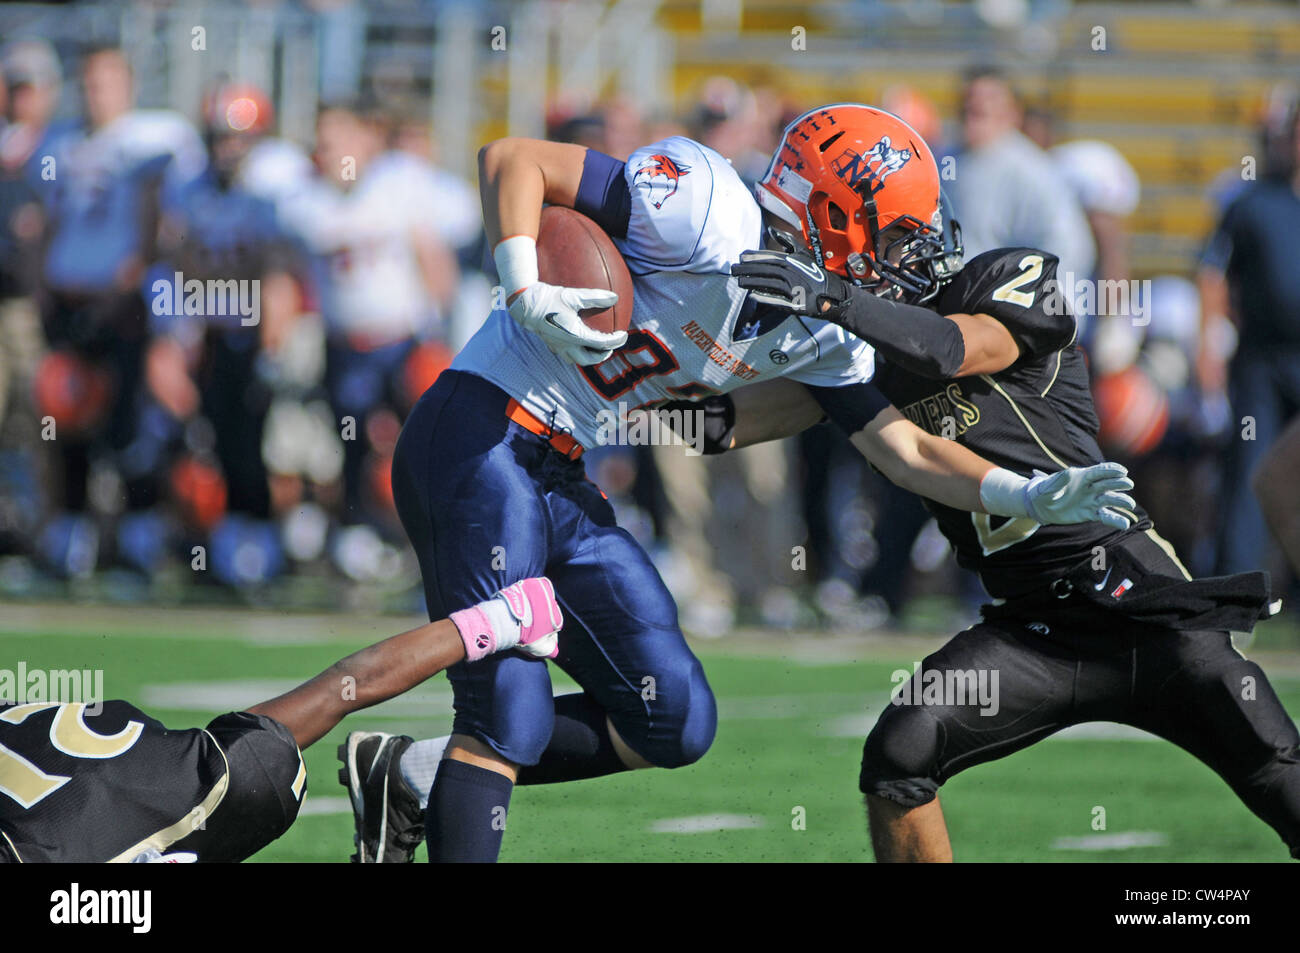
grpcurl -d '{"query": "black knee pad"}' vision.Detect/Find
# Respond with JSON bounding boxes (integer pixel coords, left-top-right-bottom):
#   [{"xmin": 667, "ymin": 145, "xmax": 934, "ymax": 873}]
[{"xmin": 859, "ymin": 704, "xmax": 944, "ymax": 807}]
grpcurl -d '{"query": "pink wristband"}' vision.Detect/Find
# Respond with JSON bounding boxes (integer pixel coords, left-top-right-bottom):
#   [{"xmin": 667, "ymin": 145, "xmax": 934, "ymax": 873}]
[{"xmin": 449, "ymin": 604, "xmax": 496, "ymax": 662}]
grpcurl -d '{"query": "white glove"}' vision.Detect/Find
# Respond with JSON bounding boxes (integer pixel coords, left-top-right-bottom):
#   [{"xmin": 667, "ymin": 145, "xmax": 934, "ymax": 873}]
[
  {"xmin": 980, "ymin": 462, "xmax": 1136, "ymax": 530},
  {"xmin": 508, "ymin": 283, "xmax": 627, "ymax": 366},
  {"xmin": 495, "ymin": 235, "xmax": 627, "ymax": 366}
]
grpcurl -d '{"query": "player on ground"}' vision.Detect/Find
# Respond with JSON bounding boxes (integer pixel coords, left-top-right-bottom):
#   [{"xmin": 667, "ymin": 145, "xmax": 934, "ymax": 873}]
[
  {"xmin": 729, "ymin": 105, "xmax": 1298, "ymax": 861},
  {"xmin": 344, "ymin": 104, "xmax": 1138, "ymax": 863},
  {"xmin": 0, "ymin": 577, "xmax": 561, "ymax": 863}
]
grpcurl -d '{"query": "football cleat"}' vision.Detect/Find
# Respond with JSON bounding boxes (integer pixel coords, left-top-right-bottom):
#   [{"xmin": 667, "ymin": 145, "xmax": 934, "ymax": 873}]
[{"xmin": 338, "ymin": 730, "xmax": 424, "ymax": 863}]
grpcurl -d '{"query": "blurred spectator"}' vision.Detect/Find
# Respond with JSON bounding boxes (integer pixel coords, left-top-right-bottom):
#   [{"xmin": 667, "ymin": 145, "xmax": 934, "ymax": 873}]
[
  {"xmin": 1197, "ymin": 97, "xmax": 1300, "ymax": 577},
  {"xmin": 374, "ymin": 99, "xmax": 489, "ymax": 356},
  {"xmin": 689, "ymin": 76, "xmax": 774, "ymax": 187},
  {"xmin": 35, "ymin": 45, "xmax": 205, "ymax": 575},
  {"xmin": 948, "ymin": 66, "xmax": 1094, "ymax": 285},
  {"xmin": 1027, "ymin": 109, "xmax": 1141, "ymax": 347},
  {"xmin": 0, "ymin": 39, "xmax": 62, "ymax": 178},
  {"xmin": 881, "ymin": 84, "xmax": 943, "ymax": 151},
  {"xmin": 1254, "ymin": 415, "xmax": 1300, "ymax": 578},
  {"xmin": 0, "ymin": 41, "xmax": 61, "ymax": 554},
  {"xmin": 277, "ymin": 98, "xmax": 471, "ymax": 577},
  {"xmin": 148, "ymin": 82, "xmax": 309, "ymax": 584},
  {"xmin": 1093, "ymin": 276, "xmax": 1223, "ymax": 574},
  {"xmin": 1207, "ymin": 82, "xmax": 1300, "ymax": 217},
  {"xmin": 547, "ymin": 98, "xmax": 648, "ymax": 163}
]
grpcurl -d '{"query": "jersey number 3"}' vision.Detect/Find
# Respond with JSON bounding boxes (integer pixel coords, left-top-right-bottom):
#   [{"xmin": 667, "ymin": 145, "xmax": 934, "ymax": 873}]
[{"xmin": 990, "ymin": 255, "xmax": 1043, "ymax": 309}]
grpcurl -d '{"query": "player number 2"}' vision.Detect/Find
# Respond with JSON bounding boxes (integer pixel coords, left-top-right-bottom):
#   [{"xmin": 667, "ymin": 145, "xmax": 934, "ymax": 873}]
[
  {"xmin": 0, "ymin": 703, "xmax": 144, "ymax": 809},
  {"xmin": 972, "ymin": 513, "xmax": 1040, "ymax": 556},
  {"xmin": 990, "ymin": 254, "xmax": 1043, "ymax": 309}
]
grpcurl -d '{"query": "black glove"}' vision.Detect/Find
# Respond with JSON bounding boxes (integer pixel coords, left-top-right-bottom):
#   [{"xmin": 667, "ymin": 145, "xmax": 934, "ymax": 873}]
[
  {"xmin": 735, "ymin": 250, "xmax": 968, "ymax": 379},
  {"xmin": 732, "ymin": 250, "xmax": 853, "ymax": 319}
]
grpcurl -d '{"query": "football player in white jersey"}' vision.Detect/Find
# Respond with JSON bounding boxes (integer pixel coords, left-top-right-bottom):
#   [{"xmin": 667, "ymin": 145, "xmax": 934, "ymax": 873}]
[
  {"xmin": 339, "ymin": 105, "xmax": 1137, "ymax": 862},
  {"xmin": 278, "ymin": 100, "xmax": 464, "ymax": 536}
]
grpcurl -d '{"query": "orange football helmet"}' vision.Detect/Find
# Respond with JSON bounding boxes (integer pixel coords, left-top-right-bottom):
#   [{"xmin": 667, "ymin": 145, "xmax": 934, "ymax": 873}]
[{"xmin": 756, "ymin": 103, "xmax": 962, "ymax": 302}]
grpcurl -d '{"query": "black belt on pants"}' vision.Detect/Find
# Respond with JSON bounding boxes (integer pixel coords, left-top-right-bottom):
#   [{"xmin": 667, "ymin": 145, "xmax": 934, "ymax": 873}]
[{"xmin": 984, "ymin": 531, "xmax": 1278, "ymax": 633}]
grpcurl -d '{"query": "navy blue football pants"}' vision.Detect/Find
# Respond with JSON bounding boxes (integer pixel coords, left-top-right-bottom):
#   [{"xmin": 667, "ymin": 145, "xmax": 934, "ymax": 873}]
[{"xmin": 391, "ymin": 370, "xmax": 717, "ymax": 768}]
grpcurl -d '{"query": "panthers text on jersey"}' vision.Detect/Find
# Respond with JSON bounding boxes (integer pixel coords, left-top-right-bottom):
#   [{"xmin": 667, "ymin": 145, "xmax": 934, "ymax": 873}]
[
  {"xmin": 870, "ymin": 248, "xmax": 1159, "ymax": 599},
  {"xmin": 453, "ymin": 136, "xmax": 882, "ymax": 448}
]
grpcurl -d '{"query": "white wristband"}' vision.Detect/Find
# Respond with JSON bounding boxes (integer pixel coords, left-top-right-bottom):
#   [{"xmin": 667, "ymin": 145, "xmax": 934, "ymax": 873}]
[
  {"xmin": 494, "ymin": 235, "xmax": 539, "ymax": 298},
  {"xmin": 978, "ymin": 466, "xmax": 1032, "ymax": 519}
]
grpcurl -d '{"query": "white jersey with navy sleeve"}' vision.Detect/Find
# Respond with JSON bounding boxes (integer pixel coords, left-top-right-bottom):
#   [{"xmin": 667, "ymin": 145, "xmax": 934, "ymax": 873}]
[{"xmin": 452, "ymin": 136, "xmax": 877, "ymax": 448}]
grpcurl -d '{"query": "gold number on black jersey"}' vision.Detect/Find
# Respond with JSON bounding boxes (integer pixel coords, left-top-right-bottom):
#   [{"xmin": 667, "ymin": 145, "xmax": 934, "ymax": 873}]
[
  {"xmin": 990, "ymin": 255, "xmax": 1044, "ymax": 309},
  {"xmin": 0, "ymin": 703, "xmax": 144, "ymax": 809},
  {"xmin": 972, "ymin": 513, "xmax": 1041, "ymax": 556}
]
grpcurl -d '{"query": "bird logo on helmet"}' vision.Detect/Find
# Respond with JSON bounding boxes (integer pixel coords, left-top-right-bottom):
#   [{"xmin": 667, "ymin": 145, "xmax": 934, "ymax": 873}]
[{"xmin": 756, "ymin": 104, "xmax": 963, "ymax": 303}]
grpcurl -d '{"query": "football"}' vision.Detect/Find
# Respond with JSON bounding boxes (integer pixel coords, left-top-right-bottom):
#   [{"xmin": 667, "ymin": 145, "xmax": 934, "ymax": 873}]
[{"xmin": 535, "ymin": 205, "xmax": 634, "ymax": 334}]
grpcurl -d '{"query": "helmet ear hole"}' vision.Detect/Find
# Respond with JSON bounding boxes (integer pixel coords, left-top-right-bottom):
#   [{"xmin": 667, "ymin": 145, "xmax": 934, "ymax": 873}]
[{"xmin": 827, "ymin": 202, "xmax": 848, "ymax": 230}]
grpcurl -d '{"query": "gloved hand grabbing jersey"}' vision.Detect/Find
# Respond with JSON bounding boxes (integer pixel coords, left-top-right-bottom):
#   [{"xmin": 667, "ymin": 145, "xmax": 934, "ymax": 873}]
[
  {"xmin": 449, "ymin": 576, "xmax": 564, "ymax": 662},
  {"xmin": 732, "ymin": 249, "xmax": 853, "ymax": 317}
]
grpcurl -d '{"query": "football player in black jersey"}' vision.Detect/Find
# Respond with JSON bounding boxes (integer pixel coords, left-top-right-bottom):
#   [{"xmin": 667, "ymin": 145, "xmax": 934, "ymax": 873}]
[
  {"xmin": 718, "ymin": 103, "xmax": 1298, "ymax": 861},
  {"xmin": 0, "ymin": 577, "xmax": 562, "ymax": 863}
]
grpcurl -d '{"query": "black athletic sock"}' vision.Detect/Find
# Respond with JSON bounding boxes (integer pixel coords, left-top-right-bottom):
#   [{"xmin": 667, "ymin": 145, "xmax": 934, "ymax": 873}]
[
  {"xmin": 425, "ymin": 758, "xmax": 515, "ymax": 863},
  {"xmin": 517, "ymin": 692, "xmax": 631, "ymax": 785}
]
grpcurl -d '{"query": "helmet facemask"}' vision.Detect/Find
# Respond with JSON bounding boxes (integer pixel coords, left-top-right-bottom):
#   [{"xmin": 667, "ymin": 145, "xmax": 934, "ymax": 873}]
[{"xmin": 850, "ymin": 192, "xmax": 964, "ymax": 304}]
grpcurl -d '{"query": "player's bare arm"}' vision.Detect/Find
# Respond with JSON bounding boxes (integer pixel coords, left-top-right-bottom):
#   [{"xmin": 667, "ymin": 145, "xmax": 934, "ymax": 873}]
[
  {"xmin": 695, "ymin": 377, "xmax": 1134, "ymax": 529},
  {"xmin": 477, "ymin": 137, "xmax": 588, "ymax": 246},
  {"xmin": 477, "ymin": 137, "xmax": 626, "ymax": 363},
  {"xmin": 248, "ymin": 578, "xmax": 562, "ymax": 749}
]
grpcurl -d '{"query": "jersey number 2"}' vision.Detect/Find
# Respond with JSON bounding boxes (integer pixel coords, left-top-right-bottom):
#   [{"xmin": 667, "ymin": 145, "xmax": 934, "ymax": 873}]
[
  {"xmin": 990, "ymin": 255, "xmax": 1043, "ymax": 309},
  {"xmin": 972, "ymin": 513, "xmax": 1040, "ymax": 556},
  {"xmin": 0, "ymin": 703, "xmax": 144, "ymax": 809}
]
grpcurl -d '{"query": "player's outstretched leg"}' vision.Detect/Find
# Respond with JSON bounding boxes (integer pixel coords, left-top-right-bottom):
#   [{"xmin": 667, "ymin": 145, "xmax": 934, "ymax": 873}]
[
  {"xmin": 1126, "ymin": 628, "xmax": 1300, "ymax": 859},
  {"xmin": 858, "ymin": 621, "xmax": 1078, "ymax": 862}
]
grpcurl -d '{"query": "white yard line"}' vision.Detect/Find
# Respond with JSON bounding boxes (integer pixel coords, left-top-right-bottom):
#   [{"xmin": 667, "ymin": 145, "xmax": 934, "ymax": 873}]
[
  {"xmin": 139, "ymin": 679, "xmax": 454, "ymax": 717},
  {"xmin": 298, "ymin": 796, "xmax": 353, "ymax": 817},
  {"xmin": 1051, "ymin": 832, "xmax": 1168, "ymax": 851},
  {"xmin": 648, "ymin": 814, "xmax": 765, "ymax": 834}
]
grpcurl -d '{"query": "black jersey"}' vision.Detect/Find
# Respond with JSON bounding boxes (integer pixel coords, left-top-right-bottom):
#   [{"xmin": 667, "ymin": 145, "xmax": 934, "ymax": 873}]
[
  {"xmin": 0, "ymin": 702, "xmax": 303, "ymax": 862},
  {"xmin": 870, "ymin": 248, "xmax": 1151, "ymax": 598}
]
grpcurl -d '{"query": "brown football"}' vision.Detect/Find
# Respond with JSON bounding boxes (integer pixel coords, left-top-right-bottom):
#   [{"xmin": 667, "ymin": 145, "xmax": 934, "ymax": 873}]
[{"xmin": 535, "ymin": 206, "xmax": 634, "ymax": 334}]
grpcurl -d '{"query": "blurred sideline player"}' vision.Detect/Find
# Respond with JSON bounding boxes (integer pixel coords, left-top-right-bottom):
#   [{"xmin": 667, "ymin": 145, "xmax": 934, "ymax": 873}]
[
  {"xmin": 0, "ymin": 577, "xmax": 561, "ymax": 863},
  {"xmin": 342, "ymin": 103, "xmax": 1136, "ymax": 863},
  {"xmin": 36, "ymin": 46, "xmax": 206, "ymax": 573},
  {"xmin": 948, "ymin": 67, "xmax": 1094, "ymax": 301},
  {"xmin": 147, "ymin": 82, "xmax": 303, "ymax": 583},
  {"xmin": 278, "ymin": 98, "xmax": 463, "ymax": 553},
  {"xmin": 1255, "ymin": 414, "xmax": 1300, "ymax": 579},
  {"xmin": 730, "ymin": 106, "xmax": 1297, "ymax": 861},
  {"xmin": 1197, "ymin": 96, "xmax": 1300, "ymax": 577}
]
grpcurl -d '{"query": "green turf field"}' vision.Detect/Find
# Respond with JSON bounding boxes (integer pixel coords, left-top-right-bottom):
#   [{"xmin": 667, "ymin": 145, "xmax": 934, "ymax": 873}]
[{"xmin": 4, "ymin": 604, "xmax": 1298, "ymax": 862}]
